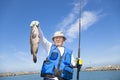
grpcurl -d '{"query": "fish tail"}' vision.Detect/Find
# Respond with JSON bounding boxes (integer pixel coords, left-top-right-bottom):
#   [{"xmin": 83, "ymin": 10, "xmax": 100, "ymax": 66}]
[{"xmin": 33, "ymin": 54, "xmax": 37, "ymax": 63}]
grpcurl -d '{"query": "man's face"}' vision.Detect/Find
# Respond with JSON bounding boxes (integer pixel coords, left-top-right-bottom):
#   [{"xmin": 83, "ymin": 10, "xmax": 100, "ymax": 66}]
[{"xmin": 53, "ymin": 36, "xmax": 65, "ymax": 47}]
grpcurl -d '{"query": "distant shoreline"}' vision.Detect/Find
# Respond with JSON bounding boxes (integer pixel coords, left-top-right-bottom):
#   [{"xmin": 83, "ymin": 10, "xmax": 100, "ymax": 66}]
[
  {"xmin": 0, "ymin": 65, "xmax": 120, "ymax": 77},
  {"xmin": 0, "ymin": 71, "xmax": 39, "ymax": 77},
  {"xmin": 83, "ymin": 65, "xmax": 120, "ymax": 71},
  {"xmin": 0, "ymin": 70, "xmax": 120, "ymax": 77}
]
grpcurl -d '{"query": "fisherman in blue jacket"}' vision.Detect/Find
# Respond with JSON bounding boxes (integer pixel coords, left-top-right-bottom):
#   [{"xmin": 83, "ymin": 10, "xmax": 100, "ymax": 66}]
[{"xmin": 36, "ymin": 21, "xmax": 82, "ymax": 80}]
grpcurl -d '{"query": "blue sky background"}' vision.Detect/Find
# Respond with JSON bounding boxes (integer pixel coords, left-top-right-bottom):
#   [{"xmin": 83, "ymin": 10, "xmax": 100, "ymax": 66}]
[{"xmin": 0, "ymin": 0, "xmax": 120, "ymax": 72}]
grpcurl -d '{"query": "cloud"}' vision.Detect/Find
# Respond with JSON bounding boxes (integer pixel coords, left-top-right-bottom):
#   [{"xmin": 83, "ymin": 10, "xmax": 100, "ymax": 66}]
[
  {"xmin": 81, "ymin": 11, "xmax": 98, "ymax": 30},
  {"xmin": 58, "ymin": 1, "xmax": 83, "ymax": 31},
  {"xmin": 66, "ymin": 11, "xmax": 98, "ymax": 42},
  {"xmin": 57, "ymin": 0, "xmax": 100, "ymax": 42}
]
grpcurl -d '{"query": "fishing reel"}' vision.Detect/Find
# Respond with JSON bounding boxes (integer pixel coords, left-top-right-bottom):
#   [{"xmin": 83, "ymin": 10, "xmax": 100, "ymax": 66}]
[{"xmin": 76, "ymin": 58, "xmax": 83, "ymax": 68}]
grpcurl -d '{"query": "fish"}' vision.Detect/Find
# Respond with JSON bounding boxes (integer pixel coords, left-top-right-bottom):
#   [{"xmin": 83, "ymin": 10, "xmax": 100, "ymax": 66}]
[{"xmin": 30, "ymin": 21, "xmax": 40, "ymax": 63}]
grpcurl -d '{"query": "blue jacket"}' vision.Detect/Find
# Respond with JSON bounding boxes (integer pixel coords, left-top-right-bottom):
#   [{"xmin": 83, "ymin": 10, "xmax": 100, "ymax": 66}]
[{"xmin": 41, "ymin": 44, "xmax": 73, "ymax": 80}]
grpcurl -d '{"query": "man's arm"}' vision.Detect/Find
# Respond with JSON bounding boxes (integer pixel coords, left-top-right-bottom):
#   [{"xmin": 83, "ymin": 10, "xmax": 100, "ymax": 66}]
[{"xmin": 38, "ymin": 23, "xmax": 52, "ymax": 54}]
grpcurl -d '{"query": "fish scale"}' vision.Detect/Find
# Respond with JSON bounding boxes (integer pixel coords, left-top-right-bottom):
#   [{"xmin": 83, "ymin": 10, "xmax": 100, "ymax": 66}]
[{"xmin": 30, "ymin": 21, "xmax": 40, "ymax": 63}]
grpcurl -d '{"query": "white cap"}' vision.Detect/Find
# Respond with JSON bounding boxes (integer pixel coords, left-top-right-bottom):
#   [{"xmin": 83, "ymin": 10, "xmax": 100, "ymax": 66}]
[
  {"xmin": 30, "ymin": 21, "xmax": 39, "ymax": 27},
  {"xmin": 52, "ymin": 31, "xmax": 66, "ymax": 41}
]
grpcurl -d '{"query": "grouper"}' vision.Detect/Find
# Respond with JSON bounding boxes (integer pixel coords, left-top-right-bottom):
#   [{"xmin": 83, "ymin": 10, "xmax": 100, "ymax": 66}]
[{"xmin": 30, "ymin": 21, "xmax": 40, "ymax": 63}]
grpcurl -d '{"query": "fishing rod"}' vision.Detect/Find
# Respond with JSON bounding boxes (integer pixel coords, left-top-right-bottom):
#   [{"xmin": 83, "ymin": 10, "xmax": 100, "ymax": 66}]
[{"xmin": 77, "ymin": 0, "xmax": 82, "ymax": 80}]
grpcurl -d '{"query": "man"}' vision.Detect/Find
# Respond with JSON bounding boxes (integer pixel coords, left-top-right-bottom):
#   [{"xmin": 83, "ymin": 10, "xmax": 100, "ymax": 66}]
[{"xmin": 30, "ymin": 21, "xmax": 82, "ymax": 80}]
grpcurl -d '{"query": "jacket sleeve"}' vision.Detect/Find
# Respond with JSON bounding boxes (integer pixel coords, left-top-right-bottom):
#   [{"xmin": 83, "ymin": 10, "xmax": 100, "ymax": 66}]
[
  {"xmin": 39, "ymin": 26, "xmax": 52, "ymax": 54},
  {"xmin": 71, "ymin": 54, "xmax": 76, "ymax": 67}
]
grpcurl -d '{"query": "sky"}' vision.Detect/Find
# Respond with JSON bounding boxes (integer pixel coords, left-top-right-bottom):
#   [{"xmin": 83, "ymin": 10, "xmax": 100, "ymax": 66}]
[{"xmin": 0, "ymin": 0, "xmax": 120, "ymax": 73}]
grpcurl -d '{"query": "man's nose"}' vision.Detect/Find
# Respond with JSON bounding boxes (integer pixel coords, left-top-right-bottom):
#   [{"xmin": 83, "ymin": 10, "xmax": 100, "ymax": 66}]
[{"xmin": 56, "ymin": 37, "xmax": 60, "ymax": 40}]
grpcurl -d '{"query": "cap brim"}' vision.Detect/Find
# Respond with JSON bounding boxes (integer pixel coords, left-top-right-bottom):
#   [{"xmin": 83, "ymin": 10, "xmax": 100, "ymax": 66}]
[{"xmin": 52, "ymin": 36, "xmax": 66, "ymax": 41}]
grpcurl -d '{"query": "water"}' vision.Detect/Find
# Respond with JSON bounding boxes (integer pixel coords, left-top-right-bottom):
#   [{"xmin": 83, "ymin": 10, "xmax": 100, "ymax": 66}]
[{"xmin": 0, "ymin": 71, "xmax": 120, "ymax": 80}]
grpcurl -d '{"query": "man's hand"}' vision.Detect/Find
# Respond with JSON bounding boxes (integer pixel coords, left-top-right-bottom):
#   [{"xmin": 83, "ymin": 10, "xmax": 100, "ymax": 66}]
[
  {"xmin": 76, "ymin": 58, "xmax": 83, "ymax": 68},
  {"xmin": 30, "ymin": 21, "xmax": 39, "ymax": 27}
]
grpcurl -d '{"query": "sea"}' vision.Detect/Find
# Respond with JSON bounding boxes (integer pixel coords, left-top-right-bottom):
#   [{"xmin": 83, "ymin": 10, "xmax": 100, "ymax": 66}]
[{"xmin": 0, "ymin": 71, "xmax": 120, "ymax": 80}]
